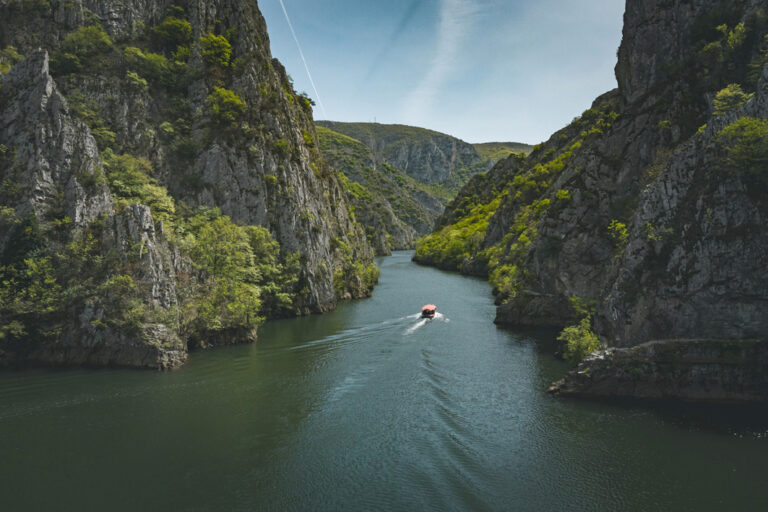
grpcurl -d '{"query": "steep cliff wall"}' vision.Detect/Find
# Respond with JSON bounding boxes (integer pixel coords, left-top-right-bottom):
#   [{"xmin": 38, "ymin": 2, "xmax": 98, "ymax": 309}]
[
  {"xmin": 0, "ymin": 52, "xmax": 186, "ymax": 368},
  {"xmin": 0, "ymin": 0, "xmax": 376, "ymax": 368},
  {"xmin": 316, "ymin": 125, "xmax": 447, "ymax": 254},
  {"xmin": 2, "ymin": 0, "xmax": 374, "ymax": 312},
  {"xmin": 416, "ymin": 0, "xmax": 768, "ymax": 401}
]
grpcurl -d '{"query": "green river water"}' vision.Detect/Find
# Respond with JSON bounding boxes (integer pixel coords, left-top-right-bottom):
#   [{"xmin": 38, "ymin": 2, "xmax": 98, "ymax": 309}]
[{"xmin": 1, "ymin": 251, "xmax": 767, "ymax": 511}]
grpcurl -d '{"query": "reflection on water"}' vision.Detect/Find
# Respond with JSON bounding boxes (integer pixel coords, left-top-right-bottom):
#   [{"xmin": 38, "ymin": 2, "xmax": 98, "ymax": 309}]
[{"xmin": 0, "ymin": 251, "xmax": 766, "ymax": 511}]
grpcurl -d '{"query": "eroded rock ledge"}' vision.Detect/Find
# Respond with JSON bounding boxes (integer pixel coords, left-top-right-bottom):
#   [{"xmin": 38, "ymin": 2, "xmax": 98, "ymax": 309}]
[{"xmin": 549, "ymin": 339, "xmax": 768, "ymax": 403}]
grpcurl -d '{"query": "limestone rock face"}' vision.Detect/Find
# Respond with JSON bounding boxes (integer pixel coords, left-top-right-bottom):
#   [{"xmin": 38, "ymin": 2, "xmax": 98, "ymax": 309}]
[
  {"xmin": 597, "ymin": 65, "xmax": 768, "ymax": 347},
  {"xmin": 1, "ymin": 52, "xmax": 184, "ymax": 368},
  {"xmin": 0, "ymin": 51, "xmax": 112, "ymax": 236},
  {"xmin": 1, "ymin": 0, "xmax": 374, "ymax": 315},
  {"xmin": 0, "ymin": 0, "xmax": 376, "ymax": 368},
  {"xmin": 491, "ymin": 0, "xmax": 768, "ymax": 336}
]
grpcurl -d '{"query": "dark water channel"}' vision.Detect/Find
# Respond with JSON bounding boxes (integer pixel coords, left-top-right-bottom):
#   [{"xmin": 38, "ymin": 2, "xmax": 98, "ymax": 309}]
[{"xmin": 1, "ymin": 251, "xmax": 767, "ymax": 511}]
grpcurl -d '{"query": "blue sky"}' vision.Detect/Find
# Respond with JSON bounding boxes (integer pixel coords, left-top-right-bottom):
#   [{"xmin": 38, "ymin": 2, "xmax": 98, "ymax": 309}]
[{"xmin": 260, "ymin": 0, "xmax": 625, "ymax": 144}]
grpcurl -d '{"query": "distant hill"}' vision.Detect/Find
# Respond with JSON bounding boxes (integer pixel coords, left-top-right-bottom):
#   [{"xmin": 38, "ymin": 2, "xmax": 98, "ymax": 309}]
[
  {"xmin": 316, "ymin": 126, "xmax": 447, "ymax": 255},
  {"xmin": 316, "ymin": 121, "xmax": 530, "ymax": 193}
]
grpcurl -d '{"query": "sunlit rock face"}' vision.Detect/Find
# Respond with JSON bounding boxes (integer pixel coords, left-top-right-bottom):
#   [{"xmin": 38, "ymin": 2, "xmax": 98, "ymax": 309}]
[{"xmin": 0, "ymin": 0, "xmax": 376, "ymax": 368}]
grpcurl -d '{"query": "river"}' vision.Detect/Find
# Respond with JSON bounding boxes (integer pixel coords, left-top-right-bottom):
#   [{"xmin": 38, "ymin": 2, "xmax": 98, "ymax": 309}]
[{"xmin": 1, "ymin": 251, "xmax": 766, "ymax": 511}]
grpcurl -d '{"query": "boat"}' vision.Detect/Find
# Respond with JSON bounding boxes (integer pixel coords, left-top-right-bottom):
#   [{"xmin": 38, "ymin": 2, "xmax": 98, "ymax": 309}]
[{"xmin": 421, "ymin": 304, "xmax": 437, "ymax": 318}]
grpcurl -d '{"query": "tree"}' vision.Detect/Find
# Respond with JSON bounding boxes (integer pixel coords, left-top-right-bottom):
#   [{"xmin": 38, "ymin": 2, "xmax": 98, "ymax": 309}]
[
  {"xmin": 190, "ymin": 216, "xmax": 256, "ymax": 281},
  {"xmin": 182, "ymin": 211, "xmax": 264, "ymax": 333},
  {"xmin": 199, "ymin": 32, "xmax": 232, "ymax": 68},
  {"xmin": 713, "ymin": 84, "xmax": 754, "ymax": 115},
  {"xmin": 558, "ymin": 316, "xmax": 602, "ymax": 363},
  {"xmin": 153, "ymin": 16, "xmax": 192, "ymax": 50},
  {"xmin": 206, "ymin": 87, "xmax": 246, "ymax": 128},
  {"xmin": 716, "ymin": 117, "xmax": 768, "ymax": 183},
  {"xmin": 62, "ymin": 25, "xmax": 113, "ymax": 57},
  {"xmin": 0, "ymin": 46, "xmax": 22, "ymax": 74}
]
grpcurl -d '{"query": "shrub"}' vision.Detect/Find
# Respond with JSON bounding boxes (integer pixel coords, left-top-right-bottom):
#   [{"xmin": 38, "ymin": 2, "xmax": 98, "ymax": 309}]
[
  {"xmin": 715, "ymin": 117, "xmax": 768, "ymax": 183},
  {"xmin": 0, "ymin": 46, "xmax": 22, "ymax": 74},
  {"xmin": 62, "ymin": 24, "xmax": 113, "ymax": 57},
  {"xmin": 558, "ymin": 316, "xmax": 602, "ymax": 363},
  {"xmin": 607, "ymin": 220, "xmax": 629, "ymax": 253},
  {"xmin": 124, "ymin": 47, "xmax": 170, "ymax": 84},
  {"xmin": 153, "ymin": 16, "xmax": 192, "ymax": 50},
  {"xmin": 199, "ymin": 32, "xmax": 232, "ymax": 68},
  {"xmin": 97, "ymin": 274, "xmax": 150, "ymax": 332},
  {"xmin": 102, "ymin": 150, "xmax": 176, "ymax": 224},
  {"xmin": 726, "ymin": 22, "xmax": 747, "ymax": 50},
  {"xmin": 65, "ymin": 90, "xmax": 115, "ymax": 149},
  {"xmin": 0, "ymin": 256, "xmax": 62, "ymax": 343},
  {"xmin": 206, "ymin": 87, "xmax": 246, "ymax": 127},
  {"xmin": 50, "ymin": 52, "xmax": 82, "ymax": 74},
  {"xmin": 713, "ymin": 84, "xmax": 754, "ymax": 115},
  {"xmin": 126, "ymin": 71, "xmax": 148, "ymax": 92}
]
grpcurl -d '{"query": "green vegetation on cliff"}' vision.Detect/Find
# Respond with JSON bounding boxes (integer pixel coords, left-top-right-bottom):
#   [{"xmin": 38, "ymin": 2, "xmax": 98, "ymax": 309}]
[
  {"xmin": 0, "ymin": 0, "xmax": 377, "ymax": 367},
  {"xmin": 316, "ymin": 121, "xmax": 530, "ymax": 193},
  {"xmin": 716, "ymin": 116, "xmax": 768, "ymax": 183},
  {"xmin": 317, "ymin": 125, "xmax": 447, "ymax": 254},
  {"xmin": 415, "ymin": 102, "xmax": 620, "ymax": 303}
]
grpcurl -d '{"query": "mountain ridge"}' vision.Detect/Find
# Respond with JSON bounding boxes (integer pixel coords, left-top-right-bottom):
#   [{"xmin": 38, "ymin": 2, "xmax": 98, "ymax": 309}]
[{"xmin": 316, "ymin": 120, "xmax": 531, "ymax": 192}]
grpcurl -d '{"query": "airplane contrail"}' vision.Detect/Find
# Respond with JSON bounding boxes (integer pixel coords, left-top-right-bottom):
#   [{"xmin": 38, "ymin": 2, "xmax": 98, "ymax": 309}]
[{"xmin": 277, "ymin": 0, "xmax": 328, "ymax": 119}]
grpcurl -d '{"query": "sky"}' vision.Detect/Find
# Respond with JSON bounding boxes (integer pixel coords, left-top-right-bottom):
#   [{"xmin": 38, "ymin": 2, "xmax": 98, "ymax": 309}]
[{"xmin": 259, "ymin": 0, "xmax": 625, "ymax": 144}]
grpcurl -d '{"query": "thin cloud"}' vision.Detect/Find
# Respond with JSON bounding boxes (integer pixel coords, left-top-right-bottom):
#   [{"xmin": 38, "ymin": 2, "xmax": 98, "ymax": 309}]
[
  {"xmin": 278, "ymin": 0, "xmax": 328, "ymax": 118},
  {"xmin": 403, "ymin": 0, "xmax": 480, "ymax": 122},
  {"xmin": 363, "ymin": 0, "xmax": 422, "ymax": 83}
]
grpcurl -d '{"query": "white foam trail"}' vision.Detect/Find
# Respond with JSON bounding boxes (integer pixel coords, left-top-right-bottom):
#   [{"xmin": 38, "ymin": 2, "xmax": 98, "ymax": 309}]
[
  {"xmin": 277, "ymin": 0, "xmax": 328, "ymax": 118},
  {"xmin": 406, "ymin": 318, "xmax": 428, "ymax": 335}
]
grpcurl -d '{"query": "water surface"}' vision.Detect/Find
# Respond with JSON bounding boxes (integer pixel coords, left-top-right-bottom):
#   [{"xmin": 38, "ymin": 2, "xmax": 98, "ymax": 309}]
[{"xmin": 1, "ymin": 251, "xmax": 767, "ymax": 511}]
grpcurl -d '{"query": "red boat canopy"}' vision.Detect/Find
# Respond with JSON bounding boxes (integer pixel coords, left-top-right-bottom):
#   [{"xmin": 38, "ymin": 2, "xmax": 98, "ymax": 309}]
[{"xmin": 422, "ymin": 304, "xmax": 437, "ymax": 312}]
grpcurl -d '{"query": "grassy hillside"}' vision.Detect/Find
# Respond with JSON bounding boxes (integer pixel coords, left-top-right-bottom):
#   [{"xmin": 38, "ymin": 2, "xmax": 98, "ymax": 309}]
[
  {"xmin": 316, "ymin": 121, "xmax": 527, "ymax": 192},
  {"xmin": 317, "ymin": 125, "xmax": 447, "ymax": 254}
]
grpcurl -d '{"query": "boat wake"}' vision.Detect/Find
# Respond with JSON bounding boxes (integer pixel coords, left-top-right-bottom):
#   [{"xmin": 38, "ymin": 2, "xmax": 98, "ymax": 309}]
[
  {"xmin": 287, "ymin": 311, "xmax": 450, "ymax": 350},
  {"xmin": 405, "ymin": 312, "xmax": 448, "ymax": 335}
]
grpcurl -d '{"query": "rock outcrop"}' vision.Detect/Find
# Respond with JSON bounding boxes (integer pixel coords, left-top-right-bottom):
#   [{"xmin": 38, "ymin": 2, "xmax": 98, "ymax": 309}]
[
  {"xmin": 550, "ymin": 339, "xmax": 768, "ymax": 403},
  {"xmin": 1, "ymin": 52, "xmax": 185, "ymax": 368},
  {"xmin": 0, "ymin": 51, "xmax": 112, "ymax": 232}
]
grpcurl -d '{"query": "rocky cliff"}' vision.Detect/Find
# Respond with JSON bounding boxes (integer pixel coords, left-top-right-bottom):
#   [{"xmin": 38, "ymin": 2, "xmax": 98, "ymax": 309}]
[
  {"xmin": 316, "ymin": 125, "xmax": 447, "ymax": 255},
  {"xmin": 416, "ymin": 0, "xmax": 768, "ymax": 402},
  {"xmin": 0, "ymin": 0, "xmax": 376, "ymax": 368}
]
